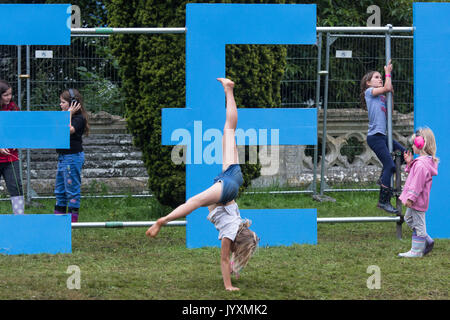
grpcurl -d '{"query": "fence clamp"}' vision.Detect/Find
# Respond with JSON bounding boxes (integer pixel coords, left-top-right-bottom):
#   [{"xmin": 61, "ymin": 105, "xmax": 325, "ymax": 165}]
[
  {"xmin": 19, "ymin": 74, "xmax": 30, "ymax": 79},
  {"xmin": 386, "ymin": 24, "xmax": 393, "ymax": 34}
]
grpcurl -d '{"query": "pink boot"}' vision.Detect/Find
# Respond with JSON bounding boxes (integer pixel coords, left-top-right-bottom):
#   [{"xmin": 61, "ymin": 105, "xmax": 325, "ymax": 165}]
[
  {"xmin": 11, "ymin": 196, "xmax": 25, "ymax": 215},
  {"xmin": 69, "ymin": 207, "xmax": 79, "ymax": 222}
]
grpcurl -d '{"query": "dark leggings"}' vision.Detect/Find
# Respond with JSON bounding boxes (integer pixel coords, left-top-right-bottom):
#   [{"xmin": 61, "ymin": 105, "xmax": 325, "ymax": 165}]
[
  {"xmin": 367, "ymin": 133, "xmax": 406, "ymax": 187},
  {"xmin": 0, "ymin": 161, "xmax": 23, "ymax": 197}
]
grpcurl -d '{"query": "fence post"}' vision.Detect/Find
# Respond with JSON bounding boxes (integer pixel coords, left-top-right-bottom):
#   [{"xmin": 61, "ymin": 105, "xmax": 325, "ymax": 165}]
[
  {"xmin": 395, "ymin": 152, "xmax": 403, "ymax": 239},
  {"xmin": 385, "ymin": 24, "xmax": 394, "ymax": 181},
  {"xmin": 17, "ymin": 46, "xmax": 25, "ymax": 194},
  {"xmin": 385, "ymin": 25, "xmax": 403, "ymax": 239},
  {"xmin": 312, "ymin": 32, "xmax": 322, "ymax": 196},
  {"xmin": 319, "ymin": 32, "xmax": 330, "ymax": 196},
  {"xmin": 25, "ymin": 45, "xmax": 33, "ymax": 204}
]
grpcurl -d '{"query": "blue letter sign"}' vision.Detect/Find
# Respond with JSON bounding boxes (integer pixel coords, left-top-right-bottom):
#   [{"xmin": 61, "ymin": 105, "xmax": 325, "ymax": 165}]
[
  {"xmin": 162, "ymin": 4, "xmax": 318, "ymax": 248},
  {"xmin": 0, "ymin": 4, "xmax": 71, "ymax": 255},
  {"xmin": 413, "ymin": 2, "xmax": 450, "ymax": 239}
]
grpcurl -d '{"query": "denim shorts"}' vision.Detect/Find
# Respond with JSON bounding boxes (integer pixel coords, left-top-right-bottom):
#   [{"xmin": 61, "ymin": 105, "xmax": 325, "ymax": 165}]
[{"xmin": 213, "ymin": 164, "xmax": 244, "ymax": 205}]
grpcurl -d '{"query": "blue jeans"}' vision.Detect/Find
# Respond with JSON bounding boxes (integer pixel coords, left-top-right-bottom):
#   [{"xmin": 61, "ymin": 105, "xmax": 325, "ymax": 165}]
[
  {"xmin": 55, "ymin": 152, "xmax": 84, "ymax": 209},
  {"xmin": 367, "ymin": 134, "xmax": 406, "ymax": 187}
]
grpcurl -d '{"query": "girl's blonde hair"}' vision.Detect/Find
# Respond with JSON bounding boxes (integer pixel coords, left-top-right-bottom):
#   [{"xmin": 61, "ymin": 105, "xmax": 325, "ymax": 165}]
[
  {"xmin": 412, "ymin": 127, "xmax": 439, "ymax": 163},
  {"xmin": 230, "ymin": 219, "xmax": 259, "ymax": 275}
]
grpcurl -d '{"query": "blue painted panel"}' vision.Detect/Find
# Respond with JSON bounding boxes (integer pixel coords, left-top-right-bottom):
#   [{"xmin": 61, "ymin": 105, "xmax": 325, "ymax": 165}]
[
  {"xmin": 186, "ymin": 4, "xmax": 316, "ymax": 45},
  {"xmin": 162, "ymin": 108, "xmax": 317, "ymax": 147},
  {"xmin": 0, "ymin": 4, "xmax": 71, "ymax": 45},
  {"xmin": 0, "ymin": 214, "xmax": 71, "ymax": 255},
  {"xmin": 0, "ymin": 111, "xmax": 70, "ymax": 149},
  {"xmin": 243, "ymin": 209, "xmax": 317, "ymax": 246},
  {"xmin": 413, "ymin": 3, "xmax": 450, "ymax": 239},
  {"xmin": 187, "ymin": 208, "xmax": 317, "ymax": 249},
  {"xmin": 185, "ymin": 4, "xmax": 316, "ymax": 111}
]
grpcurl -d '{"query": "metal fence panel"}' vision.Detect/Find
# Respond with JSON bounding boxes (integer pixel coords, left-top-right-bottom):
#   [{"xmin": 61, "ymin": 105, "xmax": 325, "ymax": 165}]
[
  {"xmin": 0, "ymin": 29, "xmax": 414, "ymax": 195},
  {"xmin": 0, "ymin": 36, "xmax": 124, "ymax": 116}
]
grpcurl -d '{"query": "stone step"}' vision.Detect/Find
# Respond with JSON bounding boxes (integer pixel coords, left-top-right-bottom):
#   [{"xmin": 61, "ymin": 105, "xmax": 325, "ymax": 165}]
[
  {"xmin": 17, "ymin": 167, "xmax": 148, "ymax": 179},
  {"xmin": 0, "ymin": 112, "xmax": 152, "ymax": 196},
  {"xmin": 22, "ymin": 144, "xmax": 139, "ymax": 154},
  {"xmin": 0, "ymin": 177, "xmax": 149, "ymax": 196},
  {"xmin": 83, "ymin": 137, "xmax": 134, "ymax": 145},
  {"xmin": 21, "ymin": 159, "xmax": 147, "ymax": 171},
  {"xmin": 21, "ymin": 151, "xmax": 144, "ymax": 162}
]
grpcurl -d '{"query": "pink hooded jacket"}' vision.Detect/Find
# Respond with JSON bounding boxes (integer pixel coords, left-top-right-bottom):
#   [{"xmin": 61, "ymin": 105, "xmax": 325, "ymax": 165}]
[{"xmin": 399, "ymin": 155, "xmax": 438, "ymax": 212}]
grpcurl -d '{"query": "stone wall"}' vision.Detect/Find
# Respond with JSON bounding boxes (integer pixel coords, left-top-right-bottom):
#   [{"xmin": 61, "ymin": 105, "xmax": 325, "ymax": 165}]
[
  {"xmin": 0, "ymin": 111, "xmax": 149, "ymax": 196},
  {"xmin": 251, "ymin": 108, "xmax": 414, "ymax": 187},
  {"xmin": 0, "ymin": 109, "xmax": 414, "ymax": 196}
]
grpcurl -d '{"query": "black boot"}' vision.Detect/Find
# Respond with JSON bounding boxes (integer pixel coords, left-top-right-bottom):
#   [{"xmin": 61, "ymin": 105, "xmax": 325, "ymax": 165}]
[
  {"xmin": 377, "ymin": 186, "xmax": 399, "ymax": 214},
  {"xmin": 54, "ymin": 205, "xmax": 67, "ymax": 215}
]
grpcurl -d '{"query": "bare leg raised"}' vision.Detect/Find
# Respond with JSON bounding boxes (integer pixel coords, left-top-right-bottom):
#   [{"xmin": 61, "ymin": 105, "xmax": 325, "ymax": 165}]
[
  {"xmin": 147, "ymin": 78, "xmax": 237, "ymax": 239},
  {"xmin": 216, "ymin": 78, "xmax": 239, "ymax": 171},
  {"xmin": 146, "ymin": 182, "xmax": 222, "ymax": 238}
]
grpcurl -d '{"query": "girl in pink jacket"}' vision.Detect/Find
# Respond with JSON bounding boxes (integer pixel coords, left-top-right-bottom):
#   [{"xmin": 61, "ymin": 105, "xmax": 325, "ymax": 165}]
[{"xmin": 398, "ymin": 127, "xmax": 439, "ymax": 258}]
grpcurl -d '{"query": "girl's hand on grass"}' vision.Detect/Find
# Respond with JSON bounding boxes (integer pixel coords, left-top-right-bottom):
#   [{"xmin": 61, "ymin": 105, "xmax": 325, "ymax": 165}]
[{"xmin": 225, "ymin": 286, "xmax": 240, "ymax": 291}]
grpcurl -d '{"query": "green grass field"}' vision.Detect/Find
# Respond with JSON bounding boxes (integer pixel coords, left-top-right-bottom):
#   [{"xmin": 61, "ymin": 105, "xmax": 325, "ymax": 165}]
[{"xmin": 0, "ymin": 190, "xmax": 448, "ymax": 300}]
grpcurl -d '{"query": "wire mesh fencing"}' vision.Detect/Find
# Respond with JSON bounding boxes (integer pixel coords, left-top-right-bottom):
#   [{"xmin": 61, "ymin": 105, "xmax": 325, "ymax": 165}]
[
  {"xmin": 0, "ymin": 30, "xmax": 414, "ymax": 196},
  {"xmin": 1, "ymin": 36, "xmax": 125, "ymax": 115},
  {"xmin": 317, "ymin": 33, "xmax": 413, "ymax": 192}
]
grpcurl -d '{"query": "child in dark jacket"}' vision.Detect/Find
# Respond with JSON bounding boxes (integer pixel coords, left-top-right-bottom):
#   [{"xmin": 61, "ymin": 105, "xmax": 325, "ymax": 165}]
[
  {"xmin": 54, "ymin": 88, "xmax": 89, "ymax": 222},
  {"xmin": 0, "ymin": 80, "xmax": 24, "ymax": 215}
]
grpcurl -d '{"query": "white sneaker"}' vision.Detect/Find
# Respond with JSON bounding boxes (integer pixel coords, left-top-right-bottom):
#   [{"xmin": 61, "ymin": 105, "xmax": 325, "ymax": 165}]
[{"xmin": 398, "ymin": 250, "xmax": 423, "ymax": 258}]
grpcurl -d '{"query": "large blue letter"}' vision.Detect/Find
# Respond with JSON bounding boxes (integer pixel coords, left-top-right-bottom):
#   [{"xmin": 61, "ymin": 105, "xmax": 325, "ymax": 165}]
[
  {"xmin": 414, "ymin": 3, "xmax": 450, "ymax": 239},
  {"xmin": 0, "ymin": 4, "xmax": 72, "ymax": 255},
  {"xmin": 162, "ymin": 4, "xmax": 318, "ymax": 248},
  {"xmin": 0, "ymin": 111, "xmax": 69, "ymax": 149},
  {"xmin": 0, "ymin": 4, "xmax": 71, "ymax": 45},
  {"xmin": 0, "ymin": 4, "xmax": 71, "ymax": 148}
]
